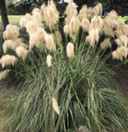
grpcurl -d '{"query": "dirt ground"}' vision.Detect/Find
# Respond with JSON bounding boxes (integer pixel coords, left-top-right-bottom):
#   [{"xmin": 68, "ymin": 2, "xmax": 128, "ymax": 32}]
[
  {"xmin": 0, "ymin": 80, "xmax": 18, "ymax": 132},
  {"xmin": 114, "ymin": 65, "xmax": 128, "ymax": 96}
]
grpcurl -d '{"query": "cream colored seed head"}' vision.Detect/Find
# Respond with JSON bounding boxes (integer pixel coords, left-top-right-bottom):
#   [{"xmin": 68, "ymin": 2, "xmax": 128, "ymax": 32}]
[
  {"xmin": 19, "ymin": 13, "xmax": 33, "ymax": 27},
  {"xmin": 94, "ymin": 3, "xmax": 103, "ymax": 16},
  {"xmin": 86, "ymin": 7, "xmax": 95, "ymax": 19},
  {"xmin": 115, "ymin": 38, "xmax": 122, "ymax": 46},
  {"xmin": 69, "ymin": 16, "xmax": 80, "ymax": 32},
  {"xmin": 119, "ymin": 35, "xmax": 128, "ymax": 47},
  {"xmin": 3, "ymin": 30, "xmax": 18, "ymax": 40},
  {"xmin": 121, "ymin": 24, "xmax": 128, "ymax": 36},
  {"xmin": 6, "ymin": 24, "xmax": 19, "ymax": 33},
  {"xmin": 65, "ymin": 1, "xmax": 78, "ymax": 18},
  {"xmin": 90, "ymin": 16, "xmax": 103, "ymax": 31},
  {"xmin": 86, "ymin": 29, "xmax": 99, "ymax": 47},
  {"xmin": 102, "ymin": 19, "xmax": 115, "ymax": 37},
  {"xmin": 3, "ymin": 39, "xmax": 20, "ymax": 53},
  {"xmin": 118, "ymin": 46, "xmax": 128, "ymax": 58},
  {"xmin": 32, "ymin": 8, "xmax": 41, "ymax": 15},
  {"xmin": 104, "ymin": 17, "xmax": 119, "ymax": 30},
  {"xmin": 105, "ymin": 12, "xmax": 119, "ymax": 29},
  {"xmin": 32, "ymin": 8, "xmax": 42, "ymax": 24},
  {"xmin": 3, "ymin": 24, "xmax": 19, "ymax": 40},
  {"xmin": 15, "ymin": 38, "xmax": 25, "ymax": 45},
  {"xmin": 112, "ymin": 46, "xmax": 128, "ymax": 60},
  {"xmin": 44, "ymin": 33, "xmax": 56, "ymax": 51},
  {"xmin": 100, "ymin": 38, "xmax": 111, "ymax": 49},
  {"xmin": 107, "ymin": 10, "xmax": 118, "ymax": 19},
  {"xmin": 52, "ymin": 97, "xmax": 60, "ymax": 115},
  {"xmin": 112, "ymin": 50, "xmax": 124, "ymax": 60},
  {"xmin": 66, "ymin": 42, "xmax": 75, "ymax": 58},
  {"xmin": 115, "ymin": 24, "xmax": 128, "ymax": 37},
  {"xmin": 112, "ymin": 51, "xmax": 121, "ymax": 60},
  {"xmin": 29, "ymin": 28, "xmax": 46, "ymax": 50},
  {"xmin": 41, "ymin": 1, "xmax": 59, "ymax": 28},
  {"xmin": 81, "ymin": 18, "xmax": 90, "ymax": 31},
  {"xmin": 16, "ymin": 46, "xmax": 28, "ymax": 61},
  {"xmin": 46, "ymin": 54, "xmax": 52, "ymax": 67},
  {"xmin": 79, "ymin": 5, "xmax": 88, "ymax": 21},
  {"xmin": 0, "ymin": 70, "xmax": 10, "ymax": 80},
  {"xmin": 0, "ymin": 55, "xmax": 17, "ymax": 68},
  {"xmin": 64, "ymin": 25, "xmax": 69, "ymax": 34},
  {"xmin": 26, "ymin": 20, "xmax": 40, "ymax": 35},
  {"xmin": 65, "ymin": 16, "xmax": 80, "ymax": 38},
  {"xmin": 112, "ymin": 20, "xmax": 119, "ymax": 30}
]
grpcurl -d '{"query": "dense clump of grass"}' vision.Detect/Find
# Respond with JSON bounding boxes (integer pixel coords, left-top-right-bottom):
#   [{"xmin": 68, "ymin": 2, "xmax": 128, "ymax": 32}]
[
  {"xmin": 8, "ymin": 43, "xmax": 128, "ymax": 132},
  {"xmin": 0, "ymin": 1, "xmax": 128, "ymax": 132}
]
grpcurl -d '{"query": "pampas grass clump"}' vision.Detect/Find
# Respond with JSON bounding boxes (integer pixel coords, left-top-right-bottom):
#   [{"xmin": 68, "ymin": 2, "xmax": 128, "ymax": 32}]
[{"xmin": 0, "ymin": 0, "xmax": 128, "ymax": 132}]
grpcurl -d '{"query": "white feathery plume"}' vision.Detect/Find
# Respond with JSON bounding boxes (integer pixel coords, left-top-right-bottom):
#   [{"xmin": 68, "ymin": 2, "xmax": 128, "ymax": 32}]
[
  {"xmin": 66, "ymin": 42, "xmax": 75, "ymax": 58},
  {"xmin": 16, "ymin": 46, "xmax": 28, "ymax": 61},
  {"xmin": 52, "ymin": 97, "xmax": 60, "ymax": 115},
  {"xmin": 3, "ymin": 24, "xmax": 19, "ymax": 40},
  {"xmin": 3, "ymin": 39, "xmax": 19, "ymax": 53},
  {"xmin": 0, "ymin": 55, "xmax": 17, "ymax": 68},
  {"xmin": 44, "ymin": 33, "xmax": 56, "ymax": 51},
  {"xmin": 46, "ymin": 54, "xmax": 52, "ymax": 67}
]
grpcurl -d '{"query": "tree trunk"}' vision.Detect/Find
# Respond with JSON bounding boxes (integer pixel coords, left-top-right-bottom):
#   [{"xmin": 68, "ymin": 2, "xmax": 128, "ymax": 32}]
[{"xmin": 0, "ymin": 0, "xmax": 9, "ymax": 30}]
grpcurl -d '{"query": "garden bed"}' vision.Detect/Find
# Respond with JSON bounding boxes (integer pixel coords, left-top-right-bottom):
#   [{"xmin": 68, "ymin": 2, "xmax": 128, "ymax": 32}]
[{"xmin": 0, "ymin": 1, "xmax": 128, "ymax": 132}]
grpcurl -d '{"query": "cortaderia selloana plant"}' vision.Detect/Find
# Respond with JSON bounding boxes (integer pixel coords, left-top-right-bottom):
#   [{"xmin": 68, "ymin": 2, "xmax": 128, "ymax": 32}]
[{"xmin": 0, "ymin": 0, "xmax": 128, "ymax": 132}]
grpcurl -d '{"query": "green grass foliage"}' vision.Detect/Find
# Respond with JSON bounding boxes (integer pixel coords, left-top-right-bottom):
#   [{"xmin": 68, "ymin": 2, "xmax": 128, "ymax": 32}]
[{"xmin": 8, "ymin": 43, "xmax": 128, "ymax": 132}]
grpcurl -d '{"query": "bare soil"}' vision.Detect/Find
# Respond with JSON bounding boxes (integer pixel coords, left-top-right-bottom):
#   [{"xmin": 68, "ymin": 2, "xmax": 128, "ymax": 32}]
[
  {"xmin": 0, "ymin": 80, "xmax": 18, "ymax": 132},
  {"xmin": 114, "ymin": 65, "xmax": 128, "ymax": 96}
]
